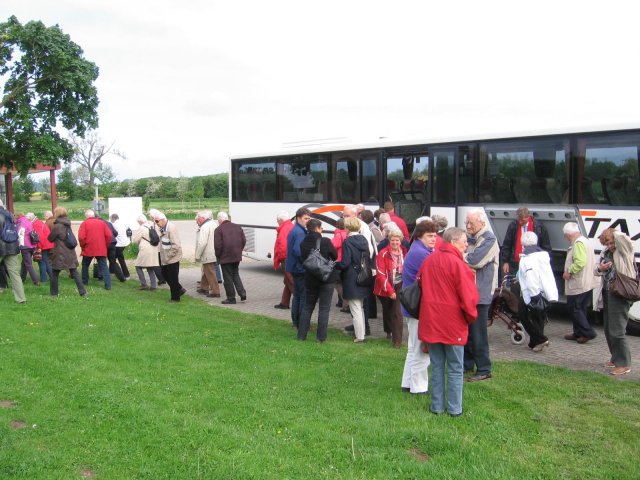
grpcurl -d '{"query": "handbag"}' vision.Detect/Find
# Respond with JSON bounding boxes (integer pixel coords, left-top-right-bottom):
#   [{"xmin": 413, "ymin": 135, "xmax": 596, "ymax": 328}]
[
  {"xmin": 302, "ymin": 237, "xmax": 335, "ymax": 282},
  {"xmin": 33, "ymin": 247, "xmax": 43, "ymax": 262},
  {"xmin": 528, "ymin": 293, "xmax": 549, "ymax": 313},
  {"xmin": 398, "ymin": 277, "xmax": 421, "ymax": 318},
  {"xmin": 610, "ymin": 265, "xmax": 640, "ymax": 302},
  {"xmin": 355, "ymin": 251, "xmax": 373, "ymax": 287}
]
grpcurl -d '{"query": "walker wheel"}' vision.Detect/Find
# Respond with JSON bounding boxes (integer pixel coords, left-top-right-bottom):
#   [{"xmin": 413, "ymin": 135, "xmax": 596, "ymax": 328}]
[{"xmin": 511, "ymin": 330, "xmax": 526, "ymax": 345}]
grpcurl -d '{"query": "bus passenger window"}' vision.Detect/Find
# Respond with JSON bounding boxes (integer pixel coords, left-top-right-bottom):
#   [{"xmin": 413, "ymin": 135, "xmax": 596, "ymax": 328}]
[{"xmin": 578, "ymin": 133, "xmax": 640, "ymax": 206}]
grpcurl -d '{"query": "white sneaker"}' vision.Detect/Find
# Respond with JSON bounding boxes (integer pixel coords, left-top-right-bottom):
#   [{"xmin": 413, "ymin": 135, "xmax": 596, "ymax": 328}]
[{"xmin": 532, "ymin": 340, "xmax": 550, "ymax": 352}]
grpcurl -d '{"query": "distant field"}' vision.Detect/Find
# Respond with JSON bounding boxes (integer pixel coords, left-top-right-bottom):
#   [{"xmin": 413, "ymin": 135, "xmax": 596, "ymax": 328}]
[{"xmin": 12, "ymin": 198, "xmax": 229, "ymax": 220}]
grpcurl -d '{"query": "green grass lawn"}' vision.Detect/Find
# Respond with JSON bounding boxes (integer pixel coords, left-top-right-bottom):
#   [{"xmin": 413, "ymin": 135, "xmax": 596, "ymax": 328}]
[
  {"xmin": 1, "ymin": 279, "xmax": 639, "ymax": 479},
  {"xmin": 12, "ymin": 198, "xmax": 229, "ymax": 220}
]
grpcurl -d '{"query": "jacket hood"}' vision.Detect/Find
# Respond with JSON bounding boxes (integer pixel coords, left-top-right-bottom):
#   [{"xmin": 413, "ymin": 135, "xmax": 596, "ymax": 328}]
[
  {"xmin": 54, "ymin": 217, "xmax": 72, "ymax": 227},
  {"xmin": 348, "ymin": 234, "xmax": 369, "ymax": 252},
  {"xmin": 440, "ymin": 241, "xmax": 464, "ymax": 259},
  {"xmin": 522, "ymin": 245, "xmax": 544, "ymax": 255}
]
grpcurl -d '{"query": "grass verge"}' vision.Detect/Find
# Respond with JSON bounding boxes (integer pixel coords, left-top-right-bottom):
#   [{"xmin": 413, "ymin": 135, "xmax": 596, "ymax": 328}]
[{"xmin": 1, "ymin": 279, "xmax": 639, "ymax": 479}]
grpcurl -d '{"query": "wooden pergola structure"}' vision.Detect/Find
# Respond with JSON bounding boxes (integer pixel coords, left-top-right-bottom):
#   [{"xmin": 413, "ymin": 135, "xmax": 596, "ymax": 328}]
[{"xmin": 0, "ymin": 163, "xmax": 60, "ymax": 213}]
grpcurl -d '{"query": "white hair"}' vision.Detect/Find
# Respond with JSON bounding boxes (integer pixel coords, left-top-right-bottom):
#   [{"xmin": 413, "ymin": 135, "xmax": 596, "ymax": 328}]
[
  {"xmin": 276, "ymin": 210, "xmax": 290, "ymax": 222},
  {"xmin": 467, "ymin": 208, "xmax": 488, "ymax": 224},
  {"xmin": 383, "ymin": 221, "xmax": 400, "ymax": 237},
  {"xmin": 217, "ymin": 211, "xmax": 229, "ymax": 222},
  {"xmin": 137, "ymin": 214, "xmax": 148, "ymax": 223},
  {"xmin": 26, "ymin": 212, "xmax": 36, "ymax": 221},
  {"xmin": 563, "ymin": 222, "xmax": 580, "ymax": 235},
  {"xmin": 85, "ymin": 209, "xmax": 95, "ymax": 218},
  {"xmin": 521, "ymin": 231, "xmax": 538, "ymax": 247},
  {"xmin": 379, "ymin": 213, "xmax": 391, "ymax": 225},
  {"xmin": 415, "ymin": 216, "xmax": 432, "ymax": 224},
  {"xmin": 343, "ymin": 204, "xmax": 358, "ymax": 217},
  {"xmin": 149, "ymin": 208, "xmax": 166, "ymax": 221}
]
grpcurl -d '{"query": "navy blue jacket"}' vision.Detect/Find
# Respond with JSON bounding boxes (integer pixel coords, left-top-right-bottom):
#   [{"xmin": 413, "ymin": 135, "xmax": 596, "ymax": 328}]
[{"xmin": 285, "ymin": 222, "xmax": 307, "ymax": 274}]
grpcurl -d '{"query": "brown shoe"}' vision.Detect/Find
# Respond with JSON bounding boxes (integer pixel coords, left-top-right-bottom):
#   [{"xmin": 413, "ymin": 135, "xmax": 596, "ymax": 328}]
[
  {"xmin": 206, "ymin": 293, "xmax": 221, "ymax": 298},
  {"xmin": 576, "ymin": 336, "xmax": 591, "ymax": 344},
  {"xmin": 564, "ymin": 333, "xmax": 577, "ymax": 341},
  {"xmin": 610, "ymin": 366, "xmax": 631, "ymax": 376},
  {"xmin": 604, "ymin": 361, "xmax": 615, "ymax": 368}
]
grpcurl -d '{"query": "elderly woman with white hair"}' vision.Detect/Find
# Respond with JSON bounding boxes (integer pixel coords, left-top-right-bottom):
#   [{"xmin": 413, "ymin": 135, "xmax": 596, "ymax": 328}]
[
  {"xmin": 132, "ymin": 213, "xmax": 160, "ymax": 290},
  {"xmin": 517, "ymin": 231, "xmax": 558, "ymax": 352},
  {"xmin": 149, "ymin": 208, "xmax": 184, "ymax": 302}
]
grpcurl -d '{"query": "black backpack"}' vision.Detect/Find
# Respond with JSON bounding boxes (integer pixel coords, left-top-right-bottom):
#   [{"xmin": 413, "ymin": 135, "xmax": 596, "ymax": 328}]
[
  {"xmin": 146, "ymin": 226, "xmax": 160, "ymax": 246},
  {"xmin": 0, "ymin": 211, "xmax": 19, "ymax": 243},
  {"xmin": 64, "ymin": 226, "xmax": 78, "ymax": 249}
]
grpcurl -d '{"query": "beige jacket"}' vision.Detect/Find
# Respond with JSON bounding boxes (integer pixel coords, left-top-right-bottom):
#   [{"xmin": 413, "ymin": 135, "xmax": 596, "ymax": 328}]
[
  {"xmin": 132, "ymin": 222, "xmax": 160, "ymax": 268},
  {"xmin": 159, "ymin": 220, "xmax": 182, "ymax": 265},
  {"xmin": 564, "ymin": 235, "xmax": 596, "ymax": 296},
  {"xmin": 195, "ymin": 219, "xmax": 217, "ymax": 264}
]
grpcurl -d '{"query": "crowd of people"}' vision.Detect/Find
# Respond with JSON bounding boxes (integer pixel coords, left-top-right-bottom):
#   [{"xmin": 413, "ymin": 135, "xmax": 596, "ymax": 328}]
[{"xmin": 0, "ymin": 199, "xmax": 636, "ymax": 413}]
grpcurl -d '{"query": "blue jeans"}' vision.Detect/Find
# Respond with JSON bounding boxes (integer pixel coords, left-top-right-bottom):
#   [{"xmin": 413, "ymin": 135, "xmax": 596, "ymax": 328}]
[
  {"xmin": 427, "ymin": 343, "xmax": 464, "ymax": 415},
  {"xmin": 464, "ymin": 304, "xmax": 492, "ymax": 376},
  {"xmin": 38, "ymin": 250, "xmax": 52, "ymax": 282},
  {"xmin": 81, "ymin": 256, "xmax": 111, "ymax": 289},
  {"xmin": 290, "ymin": 272, "xmax": 305, "ymax": 328}
]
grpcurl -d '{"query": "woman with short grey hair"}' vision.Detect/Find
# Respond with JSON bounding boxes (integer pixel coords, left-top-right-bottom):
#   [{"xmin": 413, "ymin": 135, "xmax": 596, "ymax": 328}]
[{"xmin": 517, "ymin": 231, "xmax": 558, "ymax": 352}]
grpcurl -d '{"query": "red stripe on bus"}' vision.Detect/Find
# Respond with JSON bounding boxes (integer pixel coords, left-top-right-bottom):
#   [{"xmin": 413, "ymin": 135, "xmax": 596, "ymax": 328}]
[
  {"xmin": 579, "ymin": 210, "xmax": 597, "ymax": 217},
  {"xmin": 312, "ymin": 205, "xmax": 345, "ymax": 214}
]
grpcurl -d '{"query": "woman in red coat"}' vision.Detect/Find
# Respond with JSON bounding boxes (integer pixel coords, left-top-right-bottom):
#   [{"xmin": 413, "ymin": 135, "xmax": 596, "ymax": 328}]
[
  {"xmin": 374, "ymin": 229, "xmax": 407, "ymax": 347},
  {"xmin": 418, "ymin": 227, "xmax": 478, "ymax": 417}
]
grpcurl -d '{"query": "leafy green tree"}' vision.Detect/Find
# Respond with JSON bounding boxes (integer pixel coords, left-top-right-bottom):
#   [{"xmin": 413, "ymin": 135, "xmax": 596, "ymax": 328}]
[
  {"xmin": 176, "ymin": 177, "xmax": 189, "ymax": 203},
  {"xmin": 56, "ymin": 166, "xmax": 77, "ymax": 200},
  {"xmin": 0, "ymin": 16, "xmax": 99, "ymax": 174},
  {"xmin": 187, "ymin": 177, "xmax": 204, "ymax": 200},
  {"xmin": 13, "ymin": 174, "xmax": 35, "ymax": 201}
]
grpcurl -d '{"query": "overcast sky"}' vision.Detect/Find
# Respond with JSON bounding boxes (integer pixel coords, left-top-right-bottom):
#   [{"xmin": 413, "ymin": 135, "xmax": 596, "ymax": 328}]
[{"xmin": 4, "ymin": 1, "xmax": 640, "ymax": 180}]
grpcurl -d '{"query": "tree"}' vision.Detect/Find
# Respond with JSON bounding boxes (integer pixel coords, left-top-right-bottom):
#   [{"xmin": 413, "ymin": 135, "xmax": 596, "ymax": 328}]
[
  {"xmin": 0, "ymin": 16, "xmax": 99, "ymax": 174},
  {"xmin": 57, "ymin": 166, "xmax": 77, "ymax": 200},
  {"xmin": 69, "ymin": 130, "xmax": 124, "ymax": 187},
  {"xmin": 13, "ymin": 174, "xmax": 35, "ymax": 201}
]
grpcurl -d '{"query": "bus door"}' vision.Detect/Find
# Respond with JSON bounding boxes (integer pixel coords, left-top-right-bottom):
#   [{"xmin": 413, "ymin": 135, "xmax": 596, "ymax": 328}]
[{"xmin": 385, "ymin": 153, "xmax": 430, "ymax": 227}]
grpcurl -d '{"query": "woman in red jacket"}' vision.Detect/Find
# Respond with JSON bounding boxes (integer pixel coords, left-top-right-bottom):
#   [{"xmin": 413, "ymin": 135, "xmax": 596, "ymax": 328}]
[
  {"xmin": 418, "ymin": 227, "xmax": 478, "ymax": 417},
  {"xmin": 374, "ymin": 229, "xmax": 407, "ymax": 347}
]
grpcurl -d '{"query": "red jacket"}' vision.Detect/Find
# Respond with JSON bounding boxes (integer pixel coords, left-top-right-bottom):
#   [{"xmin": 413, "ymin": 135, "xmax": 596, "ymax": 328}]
[
  {"xmin": 418, "ymin": 242, "xmax": 478, "ymax": 345},
  {"xmin": 374, "ymin": 244, "xmax": 407, "ymax": 297},
  {"xmin": 273, "ymin": 220, "xmax": 294, "ymax": 269},
  {"xmin": 331, "ymin": 228, "xmax": 348, "ymax": 261},
  {"xmin": 389, "ymin": 212, "xmax": 410, "ymax": 241},
  {"xmin": 78, "ymin": 217, "xmax": 112, "ymax": 257},
  {"xmin": 33, "ymin": 218, "xmax": 54, "ymax": 250}
]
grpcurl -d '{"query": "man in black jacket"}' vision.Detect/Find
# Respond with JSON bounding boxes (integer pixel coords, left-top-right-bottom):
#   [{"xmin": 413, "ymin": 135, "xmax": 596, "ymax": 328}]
[
  {"xmin": 0, "ymin": 199, "xmax": 26, "ymax": 303},
  {"xmin": 500, "ymin": 206, "xmax": 551, "ymax": 276}
]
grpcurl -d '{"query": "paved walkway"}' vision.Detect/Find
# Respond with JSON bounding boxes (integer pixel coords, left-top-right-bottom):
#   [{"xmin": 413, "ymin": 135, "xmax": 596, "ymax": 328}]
[{"xmin": 179, "ymin": 259, "xmax": 639, "ymax": 381}]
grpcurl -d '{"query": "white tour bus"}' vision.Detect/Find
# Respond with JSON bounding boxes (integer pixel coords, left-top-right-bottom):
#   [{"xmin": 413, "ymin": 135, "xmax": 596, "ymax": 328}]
[{"xmin": 229, "ymin": 124, "xmax": 640, "ymax": 318}]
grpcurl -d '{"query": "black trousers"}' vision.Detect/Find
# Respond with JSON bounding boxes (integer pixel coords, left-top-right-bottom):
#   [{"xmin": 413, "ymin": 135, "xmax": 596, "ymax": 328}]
[
  {"xmin": 161, "ymin": 262, "xmax": 182, "ymax": 301},
  {"xmin": 107, "ymin": 245, "xmax": 125, "ymax": 281},
  {"xmin": 115, "ymin": 246, "xmax": 130, "ymax": 277},
  {"xmin": 298, "ymin": 281, "xmax": 334, "ymax": 341},
  {"xmin": 520, "ymin": 296, "xmax": 548, "ymax": 348},
  {"xmin": 221, "ymin": 262, "xmax": 246, "ymax": 300}
]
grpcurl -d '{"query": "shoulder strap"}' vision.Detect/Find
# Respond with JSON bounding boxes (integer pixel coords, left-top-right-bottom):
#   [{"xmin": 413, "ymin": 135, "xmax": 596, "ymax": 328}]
[{"xmin": 315, "ymin": 236, "xmax": 321, "ymax": 250}]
